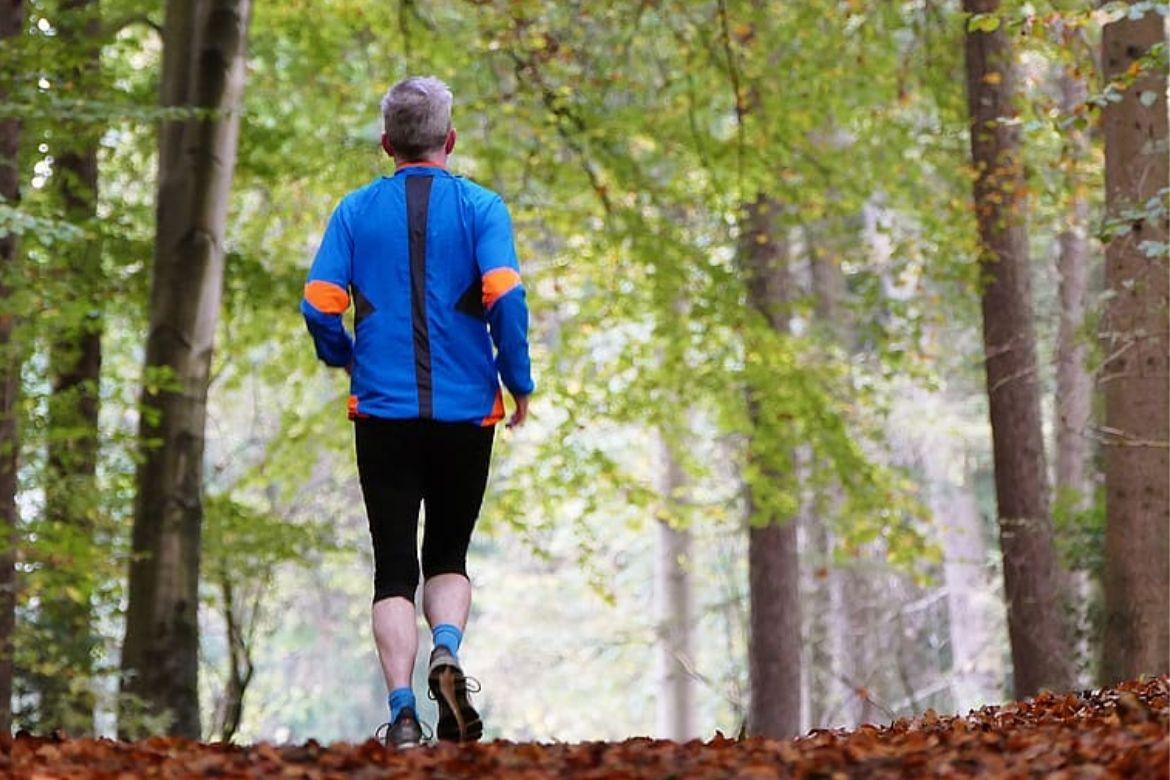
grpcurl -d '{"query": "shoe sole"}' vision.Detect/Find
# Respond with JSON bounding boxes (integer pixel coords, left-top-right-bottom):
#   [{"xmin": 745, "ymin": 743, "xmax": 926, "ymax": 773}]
[{"xmin": 428, "ymin": 663, "xmax": 483, "ymax": 743}]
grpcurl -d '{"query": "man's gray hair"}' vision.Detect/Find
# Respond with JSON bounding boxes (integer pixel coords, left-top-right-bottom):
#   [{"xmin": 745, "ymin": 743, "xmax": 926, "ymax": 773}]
[{"xmin": 380, "ymin": 76, "xmax": 453, "ymax": 160}]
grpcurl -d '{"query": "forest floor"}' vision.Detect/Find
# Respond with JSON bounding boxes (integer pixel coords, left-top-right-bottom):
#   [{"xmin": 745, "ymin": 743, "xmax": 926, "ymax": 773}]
[{"xmin": 5, "ymin": 677, "xmax": 1167, "ymax": 778}]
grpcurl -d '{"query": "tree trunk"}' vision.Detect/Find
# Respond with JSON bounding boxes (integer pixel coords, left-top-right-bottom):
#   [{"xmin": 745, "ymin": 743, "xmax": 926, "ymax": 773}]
[
  {"xmin": 36, "ymin": 0, "xmax": 103, "ymax": 735},
  {"xmin": 962, "ymin": 0, "xmax": 1074, "ymax": 697},
  {"xmin": 0, "ymin": 0, "xmax": 26, "ymax": 740},
  {"xmin": 741, "ymin": 195, "xmax": 802, "ymax": 739},
  {"xmin": 1053, "ymin": 61, "xmax": 1098, "ymax": 687},
  {"xmin": 214, "ymin": 577, "xmax": 253, "ymax": 743},
  {"xmin": 655, "ymin": 434, "xmax": 696, "ymax": 740},
  {"xmin": 805, "ymin": 229, "xmax": 855, "ymax": 729},
  {"xmin": 803, "ymin": 506, "xmax": 833, "ymax": 729},
  {"xmin": 1098, "ymin": 7, "xmax": 1169, "ymax": 685},
  {"xmin": 1053, "ymin": 67, "xmax": 1093, "ymax": 523},
  {"xmin": 919, "ymin": 427, "xmax": 1002, "ymax": 712},
  {"xmin": 119, "ymin": 0, "xmax": 252, "ymax": 739}
]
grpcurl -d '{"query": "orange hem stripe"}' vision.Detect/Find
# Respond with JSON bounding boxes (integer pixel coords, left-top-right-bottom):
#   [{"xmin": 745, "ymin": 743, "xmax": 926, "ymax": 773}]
[
  {"xmin": 305, "ymin": 280, "xmax": 350, "ymax": 314},
  {"xmin": 481, "ymin": 388, "xmax": 505, "ymax": 426},
  {"xmin": 482, "ymin": 268, "xmax": 521, "ymax": 310},
  {"xmin": 347, "ymin": 394, "xmax": 369, "ymax": 420}
]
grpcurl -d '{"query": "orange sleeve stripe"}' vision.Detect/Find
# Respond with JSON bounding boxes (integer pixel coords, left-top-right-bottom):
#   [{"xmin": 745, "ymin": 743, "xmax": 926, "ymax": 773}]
[
  {"xmin": 482, "ymin": 268, "xmax": 521, "ymax": 310},
  {"xmin": 304, "ymin": 280, "xmax": 350, "ymax": 314}
]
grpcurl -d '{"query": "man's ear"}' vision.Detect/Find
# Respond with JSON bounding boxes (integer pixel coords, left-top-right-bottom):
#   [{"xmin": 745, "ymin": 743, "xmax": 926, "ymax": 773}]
[
  {"xmin": 445, "ymin": 128, "xmax": 457, "ymax": 155},
  {"xmin": 381, "ymin": 133, "xmax": 395, "ymax": 158}
]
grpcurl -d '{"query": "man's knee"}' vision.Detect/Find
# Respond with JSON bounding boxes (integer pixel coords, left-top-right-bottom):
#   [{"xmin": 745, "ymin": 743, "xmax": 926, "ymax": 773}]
[
  {"xmin": 421, "ymin": 557, "xmax": 469, "ymax": 581},
  {"xmin": 373, "ymin": 580, "xmax": 418, "ymax": 605}
]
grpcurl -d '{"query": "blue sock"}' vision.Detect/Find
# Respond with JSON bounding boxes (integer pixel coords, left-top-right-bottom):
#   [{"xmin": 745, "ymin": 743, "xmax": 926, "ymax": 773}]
[
  {"xmin": 388, "ymin": 687, "xmax": 415, "ymax": 721},
  {"xmin": 432, "ymin": 623, "xmax": 463, "ymax": 659}
]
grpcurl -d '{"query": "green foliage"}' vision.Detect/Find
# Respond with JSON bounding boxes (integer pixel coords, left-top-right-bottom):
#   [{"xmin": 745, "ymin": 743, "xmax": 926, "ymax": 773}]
[
  {"xmin": 1053, "ymin": 483, "xmax": 1106, "ymax": 577},
  {"xmin": 203, "ymin": 494, "xmax": 337, "ymax": 589},
  {"xmin": 2, "ymin": 0, "xmax": 1128, "ymax": 739}
]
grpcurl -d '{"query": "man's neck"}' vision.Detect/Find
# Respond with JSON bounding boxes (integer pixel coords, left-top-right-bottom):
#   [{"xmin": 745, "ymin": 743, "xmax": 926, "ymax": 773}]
[{"xmin": 395, "ymin": 155, "xmax": 447, "ymax": 170}]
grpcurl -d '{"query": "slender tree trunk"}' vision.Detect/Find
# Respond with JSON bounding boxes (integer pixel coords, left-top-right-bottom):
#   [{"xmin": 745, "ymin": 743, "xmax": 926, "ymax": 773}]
[
  {"xmin": 937, "ymin": 475, "xmax": 1001, "ymax": 710},
  {"xmin": 1053, "ymin": 67, "xmax": 1093, "ymax": 522},
  {"xmin": 741, "ymin": 195, "xmax": 802, "ymax": 738},
  {"xmin": 805, "ymin": 229, "xmax": 852, "ymax": 729},
  {"xmin": 1053, "ymin": 61, "xmax": 1098, "ymax": 687},
  {"xmin": 919, "ymin": 426, "xmax": 1002, "ymax": 711},
  {"xmin": 215, "ymin": 577, "xmax": 252, "ymax": 742},
  {"xmin": 36, "ymin": 0, "xmax": 102, "ymax": 735},
  {"xmin": 842, "ymin": 568, "xmax": 880, "ymax": 725},
  {"xmin": 655, "ymin": 433, "xmax": 696, "ymax": 740},
  {"xmin": 119, "ymin": 0, "xmax": 252, "ymax": 739},
  {"xmin": 803, "ymin": 505, "xmax": 833, "ymax": 728},
  {"xmin": 962, "ymin": 0, "xmax": 1074, "ymax": 697},
  {"xmin": 1099, "ymin": 8, "xmax": 1169, "ymax": 684},
  {"xmin": 0, "ymin": 0, "xmax": 26, "ymax": 740}
]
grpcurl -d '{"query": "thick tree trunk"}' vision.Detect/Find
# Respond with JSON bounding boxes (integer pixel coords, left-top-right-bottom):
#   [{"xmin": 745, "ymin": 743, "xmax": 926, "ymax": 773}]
[
  {"xmin": 741, "ymin": 195, "xmax": 802, "ymax": 739},
  {"xmin": 0, "ymin": 0, "xmax": 26, "ymax": 740},
  {"xmin": 1098, "ymin": 8, "xmax": 1169, "ymax": 685},
  {"xmin": 36, "ymin": 0, "xmax": 103, "ymax": 735},
  {"xmin": 655, "ymin": 434, "xmax": 696, "ymax": 740},
  {"xmin": 119, "ymin": 0, "xmax": 251, "ymax": 739},
  {"xmin": 962, "ymin": 0, "xmax": 1074, "ymax": 697}
]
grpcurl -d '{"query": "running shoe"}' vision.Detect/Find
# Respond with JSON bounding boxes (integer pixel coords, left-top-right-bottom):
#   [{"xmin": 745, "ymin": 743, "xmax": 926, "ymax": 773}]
[
  {"xmin": 376, "ymin": 707, "xmax": 425, "ymax": 750},
  {"xmin": 427, "ymin": 647, "xmax": 483, "ymax": 743}
]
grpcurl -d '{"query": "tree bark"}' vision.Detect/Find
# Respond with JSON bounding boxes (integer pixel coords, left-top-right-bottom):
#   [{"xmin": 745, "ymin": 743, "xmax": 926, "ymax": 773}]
[
  {"xmin": 214, "ymin": 577, "xmax": 253, "ymax": 743},
  {"xmin": 119, "ymin": 0, "xmax": 252, "ymax": 739},
  {"xmin": 35, "ymin": 0, "xmax": 103, "ymax": 735},
  {"xmin": 741, "ymin": 195, "xmax": 802, "ymax": 739},
  {"xmin": 805, "ymin": 228, "xmax": 856, "ymax": 729},
  {"xmin": 1053, "ymin": 66, "xmax": 1093, "ymax": 522},
  {"xmin": 962, "ymin": 0, "xmax": 1074, "ymax": 697},
  {"xmin": 655, "ymin": 434, "xmax": 696, "ymax": 740},
  {"xmin": 0, "ymin": 0, "xmax": 26, "ymax": 740},
  {"xmin": 1053, "ymin": 60, "xmax": 1098, "ymax": 687},
  {"xmin": 1098, "ymin": 7, "xmax": 1169, "ymax": 685},
  {"xmin": 803, "ymin": 505, "xmax": 833, "ymax": 729},
  {"xmin": 918, "ymin": 420, "xmax": 1002, "ymax": 712}
]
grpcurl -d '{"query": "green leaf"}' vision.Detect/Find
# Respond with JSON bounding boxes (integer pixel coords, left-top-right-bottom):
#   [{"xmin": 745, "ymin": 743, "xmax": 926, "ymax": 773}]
[{"xmin": 967, "ymin": 13, "xmax": 1001, "ymax": 33}]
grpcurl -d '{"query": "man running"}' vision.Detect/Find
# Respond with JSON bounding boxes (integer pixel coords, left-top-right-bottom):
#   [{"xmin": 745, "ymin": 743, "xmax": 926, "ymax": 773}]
[{"xmin": 301, "ymin": 76, "xmax": 534, "ymax": 749}]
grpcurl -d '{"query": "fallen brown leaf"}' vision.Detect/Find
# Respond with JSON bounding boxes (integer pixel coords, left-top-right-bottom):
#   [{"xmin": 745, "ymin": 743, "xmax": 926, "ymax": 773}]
[{"xmin": 5, "ymin": 677, "xmax": 1166, "ymax": 779}]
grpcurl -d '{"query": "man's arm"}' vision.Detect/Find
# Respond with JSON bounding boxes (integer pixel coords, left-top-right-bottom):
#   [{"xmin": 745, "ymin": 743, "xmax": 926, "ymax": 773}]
[
  {"xmin": 476, "ymin": 195, "xmax": 535, "ymax": 402},
  {"xmin": 301, "ymin": 201, "xmax": 355, "ymax": 368}
]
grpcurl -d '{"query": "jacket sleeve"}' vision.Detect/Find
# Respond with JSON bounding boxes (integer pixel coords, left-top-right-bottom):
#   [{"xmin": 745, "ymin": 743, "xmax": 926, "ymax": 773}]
[
  {"xmin": 475, "ymin": 196, "xmax": 535, "ymax": 396},
  {"xmin": 301, "ymin": 201, "xmax": 355, "ymax": 368}
]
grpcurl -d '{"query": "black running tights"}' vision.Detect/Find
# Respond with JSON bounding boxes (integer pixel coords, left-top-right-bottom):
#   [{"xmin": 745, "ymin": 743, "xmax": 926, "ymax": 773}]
[{"xmin": 354, "ymin": 417, "xmax": 495, "ymax": 604}]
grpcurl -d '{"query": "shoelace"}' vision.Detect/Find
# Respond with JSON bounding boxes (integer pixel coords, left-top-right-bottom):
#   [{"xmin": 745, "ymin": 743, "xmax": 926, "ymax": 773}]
[
  {"xmin": 374, "ymin": 715, "xmax": 434, "ymax": 744},
  {"xmin": 426, "ymin": 675, "xmax": 482, "ymax": 700}
]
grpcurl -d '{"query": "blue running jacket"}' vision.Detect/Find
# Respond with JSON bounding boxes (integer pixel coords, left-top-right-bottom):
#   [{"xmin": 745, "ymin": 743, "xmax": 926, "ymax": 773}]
[{"xmin": 301, "ymin": 163, "xmax": 534, "ymax": 425}]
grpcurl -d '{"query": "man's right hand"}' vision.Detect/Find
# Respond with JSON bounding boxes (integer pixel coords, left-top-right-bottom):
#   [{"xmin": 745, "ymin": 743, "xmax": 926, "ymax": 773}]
[{"xmin": 506, "ymin": 394, "xmax": 529, "ymax": 429}]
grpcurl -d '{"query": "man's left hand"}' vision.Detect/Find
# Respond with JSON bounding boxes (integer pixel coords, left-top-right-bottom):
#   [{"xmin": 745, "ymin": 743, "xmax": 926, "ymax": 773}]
[{"xmin": 507, "ymin": 394, "xmax": 529, "ymax": 429}]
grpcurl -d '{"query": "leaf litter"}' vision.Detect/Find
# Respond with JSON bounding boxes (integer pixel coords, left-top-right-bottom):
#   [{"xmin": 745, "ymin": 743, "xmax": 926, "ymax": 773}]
[{"xmin": 5, "ymin": 677, "xmax": 1166, "ymax": 778}]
